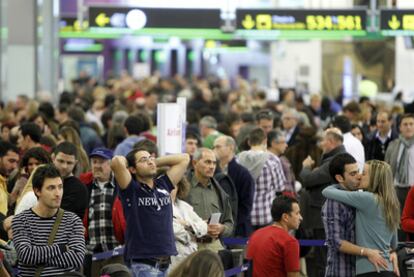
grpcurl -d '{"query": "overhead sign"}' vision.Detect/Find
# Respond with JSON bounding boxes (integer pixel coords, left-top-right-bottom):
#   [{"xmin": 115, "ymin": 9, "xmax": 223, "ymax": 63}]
[
  {"xmin": 63, "ymin": 39, "xmax": 103, "ymax": 52},
  {"xmin": 236, "ymin": 9, "xmax": 366, "ymax": 31},
  {"xmin": 380, "ymin": 9, "xmax": 414, "ymax": 33},
  {"xmin": 60, "ymin": 17, "xmax": 89, "ymax": 32},
  {"xmin": 204, "ymin": 40, "xmax": 247, "ymax": 49},
  {"xmin": 89, "ymin": 7, "xmax": 221, "ymax": 29}
]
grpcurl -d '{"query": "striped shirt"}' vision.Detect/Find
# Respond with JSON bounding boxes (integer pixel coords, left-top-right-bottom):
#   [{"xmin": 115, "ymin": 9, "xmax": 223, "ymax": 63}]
[
  {"xmin": 12, "ymin": 209, "xmax": 86, "ymax": 277},
  {"xmin": 251, "ymin": 154, "xmax": 286, "ymax": 226},
  {"xmin": 322, "ymin": 197, "xmax": 356, "ymax": 277}
]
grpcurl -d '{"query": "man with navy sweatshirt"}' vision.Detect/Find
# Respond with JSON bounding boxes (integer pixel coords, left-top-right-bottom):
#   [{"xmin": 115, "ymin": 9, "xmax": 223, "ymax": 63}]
[{"xmin": 111, "ymin": 148, "xmax": 189, "ymax": 277}]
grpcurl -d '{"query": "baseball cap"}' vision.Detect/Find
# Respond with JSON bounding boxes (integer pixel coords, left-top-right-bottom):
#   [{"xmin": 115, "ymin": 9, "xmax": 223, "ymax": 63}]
[{"xmin": 89, "ymin": 148, "xmax": 113, "ymax": 160}]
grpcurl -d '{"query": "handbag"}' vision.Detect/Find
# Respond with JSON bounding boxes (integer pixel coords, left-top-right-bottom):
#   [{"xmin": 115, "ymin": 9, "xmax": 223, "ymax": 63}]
[
  {"xmin": 34, "ymin": 208, "xmax": 64, "ymax": 277},
  {"xmin": 0, "ymin": 240, "xmax": 17, "ymax": 267}
]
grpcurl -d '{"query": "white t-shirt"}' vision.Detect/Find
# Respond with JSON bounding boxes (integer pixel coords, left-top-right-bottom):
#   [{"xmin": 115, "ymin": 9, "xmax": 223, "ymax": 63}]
[
  {"xmin": 343, "ymin": 132, "xmax": 366, "ymax": 172},
  {"xmin": 15, "ymin": 191, "xmax": 37, "ymax": 215}
]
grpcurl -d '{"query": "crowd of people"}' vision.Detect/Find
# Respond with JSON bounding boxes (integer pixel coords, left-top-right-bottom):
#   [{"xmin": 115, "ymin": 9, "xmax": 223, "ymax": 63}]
[{"xmin": 0, "ymin": 72, "xmax": 413, "ymax": 277}]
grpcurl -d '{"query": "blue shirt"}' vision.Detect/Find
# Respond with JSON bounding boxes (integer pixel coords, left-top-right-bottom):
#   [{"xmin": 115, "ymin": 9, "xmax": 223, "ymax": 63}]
[
  {"xmin": 322, "ymin": 194, "xmax": 356, "ymax": 277},
  {"xmin": 119, "ymin": 175, "xmax": 177, "ymax": 261},
  {"xmin": 114, "ymin": 136, "xmax": 144, "ymax": 156}
]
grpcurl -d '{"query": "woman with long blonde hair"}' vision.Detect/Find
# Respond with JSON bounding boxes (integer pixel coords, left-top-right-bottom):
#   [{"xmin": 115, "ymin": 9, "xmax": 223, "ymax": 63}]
[
  {"xmin": 57, "ymin": 126, "xmax": 90, "ymax": 175},
  {"xmin": 323, "ymin": 160, "xmax": 400, "ymax": 277}
]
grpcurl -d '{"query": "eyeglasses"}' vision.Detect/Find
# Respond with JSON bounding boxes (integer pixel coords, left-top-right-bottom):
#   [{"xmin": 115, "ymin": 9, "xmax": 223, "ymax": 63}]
[
  {"xmin": 137, "ymin": 156, "xmax": 156, "ymax": 164},
  {"xmin": 213, "ymin": 144, "xmax": 226, "ymax": 149}
]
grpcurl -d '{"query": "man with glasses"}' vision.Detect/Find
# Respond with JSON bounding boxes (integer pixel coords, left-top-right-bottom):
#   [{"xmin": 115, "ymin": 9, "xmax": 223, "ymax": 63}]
[
  {"xmin": 213, "ymin": 135, "xmax": 254, "ymax": 237},
  {"xmin": 111, "ymin": 148, "xmax": 189, "ymax": 277},
  {"xmin": 267, "ymin": 130, "xmax": 296, "ymax": 197}
]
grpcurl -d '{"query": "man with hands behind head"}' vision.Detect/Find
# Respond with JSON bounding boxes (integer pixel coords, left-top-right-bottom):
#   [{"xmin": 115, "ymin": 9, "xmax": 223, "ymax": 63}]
[{"xmin": 111, "ymin": 148, "xmax": 189, "ymax": 277}]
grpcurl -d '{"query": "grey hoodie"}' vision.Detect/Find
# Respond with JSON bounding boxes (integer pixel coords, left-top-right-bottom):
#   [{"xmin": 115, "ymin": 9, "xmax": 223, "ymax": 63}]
[{"xmin": 237, "ymin": 150, "xmax": 270, "ymax": 180}]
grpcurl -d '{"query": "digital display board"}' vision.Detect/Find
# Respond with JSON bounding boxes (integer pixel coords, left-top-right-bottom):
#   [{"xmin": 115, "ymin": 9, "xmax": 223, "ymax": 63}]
[
  {"xmin": 236, "ymin": 9, "xmax": 366, "ymax": 31},
  {"xmin": 60, "ymin": 8, "xmax": 369, "ymax": 40},
  {"xmin": 89, "ymin": 7, "xmax": 221, "ymax": 29},
  {"xmin": 60, "ymin": 17, "xmax": 89, "ymax": 32},
  {"xmin": 380, "ymin": 9, "xmax": 414, "ymax": 35},
  {"xmin": 63, "ymin": 39, "xmax": 103, "ymax": 53}
]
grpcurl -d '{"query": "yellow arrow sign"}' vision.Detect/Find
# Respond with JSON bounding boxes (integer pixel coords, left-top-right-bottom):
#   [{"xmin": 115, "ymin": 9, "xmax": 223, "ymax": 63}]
[
  {"xmin": 95, "ymin": 13, "xmax": 110, "ymax": 27},
  {"xmin": 388, "ymin": 15, "xmax": 400, "ymax": 30},
  {"xmin": 242, "ymin": 15, "xmax": 255, "ymax": 30},
  {"xmin": 73, "ymin": 20, "xmax": 89, "ymax": 31}
]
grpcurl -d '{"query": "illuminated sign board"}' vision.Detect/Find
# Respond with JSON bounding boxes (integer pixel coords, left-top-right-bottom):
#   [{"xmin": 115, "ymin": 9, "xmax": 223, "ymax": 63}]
[
  {"xmin": 89, "ymin": 7, "xmax": 221, "ymax": 29},
  {"xmin": 63, "ymin": 39, "xmax": 103, "ymax": 52},
  {"xmin": 205, "ymin": 40, "xmax": 246, "ymax": 48},
  {"xmin": 60, "ymin": 17, "xmax": 89, "ymax": 32},
  {"xmin": 380, "ymin": 9, "xmax": 414, "ymax": 35},
  {"xmin": 236, "ymin": 9, "xmax": 366, "ymax": 31}
]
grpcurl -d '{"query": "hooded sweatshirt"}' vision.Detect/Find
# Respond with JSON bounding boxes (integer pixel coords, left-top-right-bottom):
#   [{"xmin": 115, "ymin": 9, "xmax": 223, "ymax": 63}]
[{"xmin": 237, "ymin": 150, "xmax": 270, "ymax": 180}]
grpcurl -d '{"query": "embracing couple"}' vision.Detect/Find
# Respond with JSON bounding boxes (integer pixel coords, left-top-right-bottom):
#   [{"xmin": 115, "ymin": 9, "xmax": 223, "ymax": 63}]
[{"xmin": 322, "ymin": 153, "xmax": 400, "ymax": 277}]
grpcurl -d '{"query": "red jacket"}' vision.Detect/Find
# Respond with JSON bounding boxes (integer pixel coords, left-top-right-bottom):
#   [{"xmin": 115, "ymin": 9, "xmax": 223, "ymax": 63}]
[
  {"xmin": 402, "ymin": 186, "xmax": 414, "ymax": 241},
  {"xmin": 79, "ymin": 172, "xmax": 126, "ymax": 244}
]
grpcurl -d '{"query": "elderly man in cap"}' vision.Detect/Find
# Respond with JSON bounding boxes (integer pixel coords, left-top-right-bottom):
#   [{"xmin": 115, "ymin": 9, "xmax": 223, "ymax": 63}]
[{"xmin": 80, "ymin": 147, "xmax": 126, "ymax": 277}]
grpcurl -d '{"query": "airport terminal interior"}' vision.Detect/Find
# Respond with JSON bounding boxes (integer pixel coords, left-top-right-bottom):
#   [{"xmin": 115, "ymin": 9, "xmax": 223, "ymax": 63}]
[{"xmin": 2, "ymin": 0, "xmax": 414, "ymax": 277}]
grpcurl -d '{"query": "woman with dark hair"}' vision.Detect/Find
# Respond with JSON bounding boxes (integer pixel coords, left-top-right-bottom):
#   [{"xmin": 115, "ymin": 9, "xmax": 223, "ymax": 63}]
[
  {"xmin": 285, "ymin": 126, "xmax": 323, "ymax": 181},
  {"xmin": 29, "ymin": 112, "xmax": 55, "ymax": 136},
  {"xmin": 351, "ymin": 124, "xmax": 369, "ymax": 158},
  {"xmin": 9, "ymin": 147, "xmax": 51, "ymax": 209},
  {"xmin": 320, "ymin": 97, "xmax": 336, "ymax": 129}
]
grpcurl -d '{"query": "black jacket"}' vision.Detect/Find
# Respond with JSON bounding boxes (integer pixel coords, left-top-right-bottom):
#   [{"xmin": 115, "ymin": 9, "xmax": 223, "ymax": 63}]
[
  {"xmin": 299, "ymin": 145, "xmax": 347, "ymax": 230},
  {"xmin": 366, "ymin": 130, "xmax": 398, "ymax": 161},
  {"xmin": 226, "ymin": 158, "xmax": 255, "ymax": 237},
  {"xmin": 214, "ymin": 171, "xmax": 238, "ymax": 229}
]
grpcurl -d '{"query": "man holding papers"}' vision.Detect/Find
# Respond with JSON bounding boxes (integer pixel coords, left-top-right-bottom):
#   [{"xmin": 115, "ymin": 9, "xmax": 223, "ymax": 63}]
[{"xmin": 184, "ymin": 148, "xmax": 234, "ymax": 252}]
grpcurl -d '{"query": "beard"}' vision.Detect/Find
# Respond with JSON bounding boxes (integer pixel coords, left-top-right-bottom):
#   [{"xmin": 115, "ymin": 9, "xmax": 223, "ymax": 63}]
[{"xmin": 136, "ymin": 170, "xmax": 157, "ymax": 179}]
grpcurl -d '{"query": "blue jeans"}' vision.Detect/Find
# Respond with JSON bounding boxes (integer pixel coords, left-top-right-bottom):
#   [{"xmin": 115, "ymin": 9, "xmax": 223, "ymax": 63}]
[{"xmin": 130, "ymin": 262, "xmax": 168, "ymax": 277}]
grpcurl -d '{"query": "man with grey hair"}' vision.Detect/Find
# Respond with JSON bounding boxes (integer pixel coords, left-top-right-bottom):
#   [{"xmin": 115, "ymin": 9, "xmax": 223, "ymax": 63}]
[
  {"xmin": 214, "ymin": 135, "xmax": 255, "ymax": 237},
  {"xmin": 267, "ymin": 130, "xmax": 296, "ymax": 197},
  {"xmin": 184, "ymin": 147, "xmax": 234, "ymax": 252},
  {"xmin": 282, "ymin": 108, "xmax": 300, "ymax": 147},
  {"xmin": 199, "ymin": 116, "xmax": 223, "ymax": 149}
]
